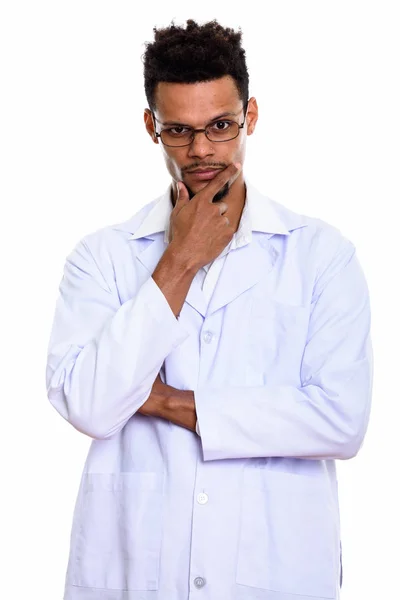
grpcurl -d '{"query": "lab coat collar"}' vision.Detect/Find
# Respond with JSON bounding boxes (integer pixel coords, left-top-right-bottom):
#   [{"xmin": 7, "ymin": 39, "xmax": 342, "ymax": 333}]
[{"xmin": 125, "ymin": 177, "xmax": 304, "ymax": 241}]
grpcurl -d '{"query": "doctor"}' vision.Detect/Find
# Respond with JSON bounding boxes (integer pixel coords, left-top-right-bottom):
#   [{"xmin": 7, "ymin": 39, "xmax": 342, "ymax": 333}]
[{"xmin": 46, "ymin": 18, "xmax": 373, "ymax": 600}]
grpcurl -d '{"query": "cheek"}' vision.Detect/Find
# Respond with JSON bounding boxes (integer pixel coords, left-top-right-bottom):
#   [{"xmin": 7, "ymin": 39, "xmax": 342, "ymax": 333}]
[
  {"xmin": 224, "ymin": 138, "xmax": 246, "ymax": 163},
  {"xmin": 163, "ymin": 150, "xmax": 185, "ymax": 178},
  {"xmin": 234, "ymin": 140, "xmax": 247, "ymax": 162}
]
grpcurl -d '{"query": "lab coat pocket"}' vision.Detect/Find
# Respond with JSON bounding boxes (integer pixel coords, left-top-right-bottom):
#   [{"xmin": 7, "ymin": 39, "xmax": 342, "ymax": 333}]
[
  {"xmin": 247, "ymin": 297, "xmax": 309, "ymax": 382},
  {"xmin": 236, "ymin": 468, "xmax": 337, "ymax": 599},
  {"xmin": 72, "ymin": 471, "xmax": 164, "ymax": 591}
]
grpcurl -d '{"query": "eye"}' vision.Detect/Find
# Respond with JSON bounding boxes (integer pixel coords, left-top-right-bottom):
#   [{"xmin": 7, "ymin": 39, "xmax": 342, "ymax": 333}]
[
  {"xmin": 167, "ymin": 126, "xmax": 191, "ymax": 136},
  {"xmin": 210, "ymin": 120, "xmax": 232, "ymax": 131}
]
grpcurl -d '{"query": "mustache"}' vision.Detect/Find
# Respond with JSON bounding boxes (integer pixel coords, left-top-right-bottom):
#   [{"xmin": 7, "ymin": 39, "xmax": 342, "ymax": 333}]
[{"xmin": 182, "ymin": 163, "xmax": 227, "ymax": 172}]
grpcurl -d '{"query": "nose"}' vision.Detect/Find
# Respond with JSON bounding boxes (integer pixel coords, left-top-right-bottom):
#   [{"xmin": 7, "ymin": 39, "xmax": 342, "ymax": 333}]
[{"xmin": 187, "ymin": 131, "xmax": 215, "ymax": 159}]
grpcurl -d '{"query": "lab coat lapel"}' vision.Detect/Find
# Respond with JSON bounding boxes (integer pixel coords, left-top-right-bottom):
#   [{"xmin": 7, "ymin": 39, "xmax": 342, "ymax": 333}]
[
  {"xmin": 134, "ymin": 234, "xmax": 280, "ymax": 319},
  {"xmin": 206, "ymin": 234, "xmax": 278, "ymax": 317},
  {"xmin": 134, "ymin": 234, "xmax": 208, "ymax": 318}
]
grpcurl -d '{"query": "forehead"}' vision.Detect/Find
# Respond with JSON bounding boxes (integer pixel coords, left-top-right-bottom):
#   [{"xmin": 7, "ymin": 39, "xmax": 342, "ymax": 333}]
[{"xmin": 154, "ymin": 75, "xmax": 242, "ymax": 122}]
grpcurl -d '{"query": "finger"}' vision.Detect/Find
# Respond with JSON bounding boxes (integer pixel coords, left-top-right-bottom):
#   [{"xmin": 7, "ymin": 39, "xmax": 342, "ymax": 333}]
[
  {"xmin": 174, "ymin": 181, "xmax": 190, "ymax": 210},
  {"xmin": 197, "ymin": 162, "xmax": 242, "ymax": 204},
  {"xmin": 218, "ymin": 202, "xmax": 228, "ymax": 215}
]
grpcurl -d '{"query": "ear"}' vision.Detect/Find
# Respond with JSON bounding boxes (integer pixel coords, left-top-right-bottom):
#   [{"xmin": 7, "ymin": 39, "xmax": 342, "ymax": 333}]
[
  {"xmin": 246, "ymin": 97, "xmax": 258, "ymax": 136},
  {"xmin": 144, "ymin": 108, "xmax": 159, "ymax": 144}
]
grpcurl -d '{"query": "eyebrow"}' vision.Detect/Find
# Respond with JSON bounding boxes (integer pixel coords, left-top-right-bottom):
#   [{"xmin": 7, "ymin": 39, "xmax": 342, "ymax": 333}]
[{"xmin": 159, "ymin": 111, "xmax": 238, "ymax": 127}]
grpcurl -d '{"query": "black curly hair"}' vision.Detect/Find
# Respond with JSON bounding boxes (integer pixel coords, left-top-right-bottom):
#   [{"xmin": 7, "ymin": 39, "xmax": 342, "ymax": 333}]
[{"xmin": 143, "ymin": 19, "xmax": 249, "ymax": 112}]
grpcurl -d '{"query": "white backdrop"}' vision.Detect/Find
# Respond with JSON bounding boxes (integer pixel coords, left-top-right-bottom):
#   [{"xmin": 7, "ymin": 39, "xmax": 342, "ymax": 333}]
[{"xmin": 1, "ymin": 1, "xmax": 399, "ymax": 599}]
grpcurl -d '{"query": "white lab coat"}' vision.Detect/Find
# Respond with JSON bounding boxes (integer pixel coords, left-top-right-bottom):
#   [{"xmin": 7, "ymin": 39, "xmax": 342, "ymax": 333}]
[{"xmin": 46, "ymin": 179, "xmax": 373, "ymax": 600}]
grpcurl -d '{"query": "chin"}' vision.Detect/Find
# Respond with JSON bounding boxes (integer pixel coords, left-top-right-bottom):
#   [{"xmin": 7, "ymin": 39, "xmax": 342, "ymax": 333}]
[{"xmin": 186, "ymin": 181, "xmax": 230, "ymax": 203}]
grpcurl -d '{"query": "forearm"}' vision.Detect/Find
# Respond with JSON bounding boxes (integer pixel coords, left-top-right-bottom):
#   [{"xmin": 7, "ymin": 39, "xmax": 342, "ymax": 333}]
[
  {"xmin": 47, "ymin": 252, "xmax": 190, "ymax": 440},
  {"xmin": 167, "ymin": 390, "xmax": 197, "ymax": 432},
  {"xmin": 152, "ymin": 243, "xmax": 198, "ymax": 318},
  {"xmin": 195, "ymin": 371, "xmax": 372, "ymax": 461},
  {"xmin": 142, "ymin": 387, "xmax": 197, "ymax": 433}
]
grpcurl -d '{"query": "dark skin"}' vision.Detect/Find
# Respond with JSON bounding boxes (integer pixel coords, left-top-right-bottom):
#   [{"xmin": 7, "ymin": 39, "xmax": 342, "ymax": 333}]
[
  {"xmin": 138, "ymin": 373, "xmax": 197, "ymax": 433},
  {"xmin": 138, "ymin": 76, "xmax": 259, "ymax": 432}
]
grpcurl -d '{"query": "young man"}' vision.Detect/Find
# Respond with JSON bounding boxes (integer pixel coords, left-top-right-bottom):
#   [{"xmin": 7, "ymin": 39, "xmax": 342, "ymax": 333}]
[{"xmin": 46, "ymin": 19, "xmax": 373, "ymax": 600}]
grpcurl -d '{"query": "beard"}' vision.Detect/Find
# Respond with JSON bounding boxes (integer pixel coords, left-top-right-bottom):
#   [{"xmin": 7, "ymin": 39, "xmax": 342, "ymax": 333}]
[{"xmin": 187, "ymin": 181, "xmax": 230, "ymax": 203}]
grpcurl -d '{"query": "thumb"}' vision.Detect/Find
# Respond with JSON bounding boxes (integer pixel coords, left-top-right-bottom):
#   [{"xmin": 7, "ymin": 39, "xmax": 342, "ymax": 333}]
[{"xmin": 175, "ymin": 181, "xmax": 190, "ymax": 209}]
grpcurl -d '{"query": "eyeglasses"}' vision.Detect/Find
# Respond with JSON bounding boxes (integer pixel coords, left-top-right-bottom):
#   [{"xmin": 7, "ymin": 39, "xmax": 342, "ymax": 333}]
[{"xmin": 151, "ymin": 101, "xmax": 248, "ymax": 147}]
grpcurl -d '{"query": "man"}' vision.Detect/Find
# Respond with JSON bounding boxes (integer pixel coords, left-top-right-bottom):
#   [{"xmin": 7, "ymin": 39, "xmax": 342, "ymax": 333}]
[{"xmin": 46, "ymin": 18, "xmax": 373, "ymax": 600}]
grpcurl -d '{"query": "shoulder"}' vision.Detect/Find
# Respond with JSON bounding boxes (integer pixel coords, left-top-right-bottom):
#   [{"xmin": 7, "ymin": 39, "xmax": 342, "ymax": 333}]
[
  {"xmin": 70, "ymin": 195, "xmax": 161, "ymax": 256},
  {"xmin": 268, "ymin": 193, "xmax": 355, "ymax": 257},
  {"xmin": 257, "ymin": 190, "xmax": 358, "ymax": 295}
]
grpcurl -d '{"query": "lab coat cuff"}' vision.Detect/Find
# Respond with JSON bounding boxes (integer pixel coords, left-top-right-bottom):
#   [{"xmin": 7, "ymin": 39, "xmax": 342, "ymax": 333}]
[{"xmin": 194, "ymin": 387, "xmax": 225, "ymax": 460}]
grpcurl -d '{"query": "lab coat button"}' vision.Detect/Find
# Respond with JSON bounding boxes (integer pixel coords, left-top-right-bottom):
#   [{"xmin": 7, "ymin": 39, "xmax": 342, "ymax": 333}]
[
  {"xmin": 203, "ymin": 331, "xmax": 213, "ymax": 343},
  {"xmin": 197, "ymin": 492, "xmax": 209, "ymax": 504},
  {"xmin": 194, "ymin": 577, "xmax": 206, "ymax": 588}
]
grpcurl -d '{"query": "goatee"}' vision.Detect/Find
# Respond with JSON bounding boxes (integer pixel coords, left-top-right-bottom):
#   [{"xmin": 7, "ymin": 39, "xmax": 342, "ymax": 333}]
[{"xmin": 187, "ymin": 181, "xmax": 230, "ymax": 203}]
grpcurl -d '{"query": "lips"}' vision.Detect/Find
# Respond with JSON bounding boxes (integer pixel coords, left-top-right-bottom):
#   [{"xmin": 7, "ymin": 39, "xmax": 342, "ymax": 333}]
[{"xmin": 187, "ymin": 169, "xmax": 222, "ymax": 181}]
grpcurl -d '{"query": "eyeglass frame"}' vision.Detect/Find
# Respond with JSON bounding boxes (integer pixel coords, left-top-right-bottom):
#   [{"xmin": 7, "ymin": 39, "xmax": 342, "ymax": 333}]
[{"xmin": 151, "ymin": 99, "xmax": 249, "ymax": 147}]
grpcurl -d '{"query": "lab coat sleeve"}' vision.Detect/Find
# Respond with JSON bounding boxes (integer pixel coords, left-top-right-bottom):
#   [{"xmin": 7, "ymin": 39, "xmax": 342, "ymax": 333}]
[
  {"xmin": 45, "ymin": 237, "xmax": 190, "ymax": 439},
  {"xmin": 194, "ymin": 239, "xmax": 373, "ymax": 461}
]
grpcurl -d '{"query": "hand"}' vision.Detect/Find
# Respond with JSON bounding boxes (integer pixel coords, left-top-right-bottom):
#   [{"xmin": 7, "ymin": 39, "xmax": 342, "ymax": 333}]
[
  {"xmin": 168, "ymin": 162, "xmax": 242, "ymax": 270},
  {"xmin": 137, "ymin": 372, "xmax": 174, "ymax": 417},
  {"xmin": 138, "ymin": 372, "xmax": 197, "ymax": 433}
]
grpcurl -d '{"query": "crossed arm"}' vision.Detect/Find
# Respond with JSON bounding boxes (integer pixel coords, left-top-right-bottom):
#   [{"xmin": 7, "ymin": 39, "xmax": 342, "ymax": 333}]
[
  {"xmin": 137, "ymin": 239, "xmax": 373, "ymax": 461},
  {"xmin": 138, "ymin": 373, "xmax": 197, "ymax": 433},
  {"xmin": 46, "ymin": 234, "xmax": 372, "ymax": 460}
]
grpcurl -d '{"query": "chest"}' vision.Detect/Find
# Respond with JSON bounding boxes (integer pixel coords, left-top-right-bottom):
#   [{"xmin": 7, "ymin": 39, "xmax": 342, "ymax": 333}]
[{"xmin": 110, "ymin": 232, "xmax": 316, "ymax": 389}]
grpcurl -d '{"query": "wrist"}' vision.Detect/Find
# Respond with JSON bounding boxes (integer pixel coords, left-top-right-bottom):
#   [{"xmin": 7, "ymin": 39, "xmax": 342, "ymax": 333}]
[
  {"xmin": 167, "ymin": 388, "xmax": 195, "ymax": 410},
  {"xmin": 165, "ymin": 241, "xmax": 200, "ymax": 275}
]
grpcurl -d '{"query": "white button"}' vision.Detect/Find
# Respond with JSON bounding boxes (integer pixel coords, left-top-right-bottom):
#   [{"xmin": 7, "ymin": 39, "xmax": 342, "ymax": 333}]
[
  {"xmin": 197, "ymin": 492, "xmax": 209, "ymax": 505},
  {"xmin": 194, "ymin": 577, "xmax": 206, "ymax": 588},
  {"xmin": 203, "ymin": 331, "xmax": 213, "ymax": 343}
]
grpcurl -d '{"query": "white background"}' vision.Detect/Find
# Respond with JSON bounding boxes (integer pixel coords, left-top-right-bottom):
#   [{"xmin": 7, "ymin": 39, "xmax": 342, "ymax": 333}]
[{"xmin": 1, "ymin": 1, "xmax": 399, "ymax": 598}]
